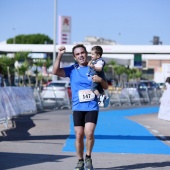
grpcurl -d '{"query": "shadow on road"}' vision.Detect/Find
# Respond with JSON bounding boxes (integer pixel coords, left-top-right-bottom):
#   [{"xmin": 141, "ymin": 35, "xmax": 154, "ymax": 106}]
[
  {"xmin": 0, "ymin": 113, "xmax": 69, "ymax": 142},
  {"xmin": 96, "ymin": 161, "xmax": 170, "ymax": 169},
  {"xmin": 0, "ymin": 152, "xmax": 73, "ymax": 170}
]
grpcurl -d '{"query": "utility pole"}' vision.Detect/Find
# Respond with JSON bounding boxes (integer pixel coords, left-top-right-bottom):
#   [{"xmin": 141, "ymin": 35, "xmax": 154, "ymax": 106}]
[
  {"xmin": 13, "ymin": 27, "xmax": 16, "ymax": 44},
  {"xmin": 52, "ymin": 0, "xmax": 57, "ymax": 81}
]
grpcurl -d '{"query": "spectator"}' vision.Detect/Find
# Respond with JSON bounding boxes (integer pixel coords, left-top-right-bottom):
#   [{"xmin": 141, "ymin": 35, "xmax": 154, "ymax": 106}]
[{"xmin": 158, "ymin": 77, "xmax": 170, "ymax": 121}]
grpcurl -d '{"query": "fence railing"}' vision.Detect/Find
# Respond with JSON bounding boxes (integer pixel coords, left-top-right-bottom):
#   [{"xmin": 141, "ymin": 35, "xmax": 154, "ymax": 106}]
[
  {"xmin": 34, "ymin": 87, "xmax": 163, "ymax": 110},
  {"xmin": 1, "ymin": 86, "xmax": 163, "ymax": 130},
  {"xmin": 109, "ymin": 88, "xmax": 163, "ymax": 107}
]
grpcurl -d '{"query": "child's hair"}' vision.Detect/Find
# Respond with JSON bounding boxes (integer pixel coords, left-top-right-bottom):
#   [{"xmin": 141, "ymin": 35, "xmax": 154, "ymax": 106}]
[
  {"xmin": 91, "ymin": 46, "xmax": 103, "ymax": 57},
  {"xmin": 166, "ymin": 77, "xmax": 170, "ymax": 84}
]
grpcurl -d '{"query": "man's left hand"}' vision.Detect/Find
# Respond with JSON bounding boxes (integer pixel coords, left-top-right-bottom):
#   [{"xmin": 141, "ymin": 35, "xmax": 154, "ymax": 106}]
[{"xmin": 92, "ymin": 75, "xmax": 101, "ymax": 83}]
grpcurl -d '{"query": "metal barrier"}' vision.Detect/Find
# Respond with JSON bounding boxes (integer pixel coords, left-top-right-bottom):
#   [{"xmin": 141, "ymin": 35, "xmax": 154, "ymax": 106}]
[
  {"xmin": 147, "ymin": 88, "xmax": 160, "ymax": 105},
  {"xmin": 128, "ymin": 88, "xmax": 141, "ymax": 106},
  {"xmin": 0, "ymin": 90, "xmax": 8, "ymax": 128},
  {"xmin": 155, "ymin": 89, "xmax": 163, "ymax": 100},
  {"xmin": 138, "ymin": 89, "xmax": 150, "ymax": 105},
  {"xmin": 109, "ymin": 87, "xmax": 163, "ymax": 107},
  {"xmin": 119, "ymin": 89, "xmax": 131, "ymax": 106},
  {"xmin": 33, "ymin": 88, "xmax": 43, "ymax": 111},
  {"xmin": 34, "ymin": 87, "xmax": 163, "ymax": 110},
  {"xmin": 109, "ymin": 90, "xmax": 121, "ymax": 106},
  {"xmin": 0, "ymin": 118, "xmax": 8, "ymax": 129}
]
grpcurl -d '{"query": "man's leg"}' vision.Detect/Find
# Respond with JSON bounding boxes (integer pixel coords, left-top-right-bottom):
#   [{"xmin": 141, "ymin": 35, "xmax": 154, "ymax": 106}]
[
  {"xmin": 74, "ymin": 126, "xmax": 85, "ymax": 159},
  {"xmin": 84, "ymin": 122, "xmax": 96, "ymax": 156},
  {"xmin": 73, "ymin": 111, "xmax": 85, "ymax": 169},
  {"xmin": 84, "ymin": 122, "xmax": 96, "ymax": 169}
]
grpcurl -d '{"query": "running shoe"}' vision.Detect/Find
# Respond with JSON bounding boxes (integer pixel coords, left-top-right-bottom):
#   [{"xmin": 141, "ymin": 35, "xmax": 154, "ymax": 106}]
[
  {"xmin": 74, "ymin": 160, "xmax": 84, "ymax": 170},
  {"xmin": 103, "ymin": 96, "xmax": 110, "ymax": 108},
  {"xmin": 84, "ymin": 158, "xmax": 94, "ymax": 170}
]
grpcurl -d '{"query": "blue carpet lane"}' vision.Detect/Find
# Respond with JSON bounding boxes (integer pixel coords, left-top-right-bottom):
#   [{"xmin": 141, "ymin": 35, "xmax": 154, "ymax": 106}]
[{"xmin": 62, "ymin": 106, "xmax": 170, "ymax": 154}]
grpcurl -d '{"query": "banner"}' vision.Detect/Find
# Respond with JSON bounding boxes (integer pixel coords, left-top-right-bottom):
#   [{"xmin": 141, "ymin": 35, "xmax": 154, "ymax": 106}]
[{"xmin": 0, "ymin": 87, "xmax": 37, "ymax": 121}]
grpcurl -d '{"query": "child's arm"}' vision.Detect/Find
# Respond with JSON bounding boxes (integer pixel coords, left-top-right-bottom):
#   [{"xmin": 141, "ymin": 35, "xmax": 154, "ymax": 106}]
[
  {"xmin": 89, "ymin": 61, "xmax": 102, "ymax": 72},
  {"xmin": 93, "ymin": 65, "xmax": 103, "ymax": 72},
  {"xmin": 93, "ymin": 59, "xmax": 104, "ymax": 72}
]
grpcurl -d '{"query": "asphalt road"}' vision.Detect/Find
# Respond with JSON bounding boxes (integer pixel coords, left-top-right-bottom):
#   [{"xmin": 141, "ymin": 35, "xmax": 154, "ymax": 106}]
[{"xmin": 1, "ymin": 105, "xmax": 170, "ymax": 170}]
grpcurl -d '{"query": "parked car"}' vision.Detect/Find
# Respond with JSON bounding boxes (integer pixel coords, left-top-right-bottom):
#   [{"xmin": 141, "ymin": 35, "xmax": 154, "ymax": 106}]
[
  {"xmin": 126, "ymin": 80, "xmax": 159, "ymax": 90},
  {"xmin": 139, "ymin": 80, "xmax": 159, "ymax": 89},
  {"xmin": 126, "ymin": 80, "xmax": 161, "ymax": 105},
  {"xmin": 41, "ymin": 80, "xmax": 72, "ymax": 109},
  {"xmin": 157, "ymin": 83, "xmax": 165, "ymax": 89}
]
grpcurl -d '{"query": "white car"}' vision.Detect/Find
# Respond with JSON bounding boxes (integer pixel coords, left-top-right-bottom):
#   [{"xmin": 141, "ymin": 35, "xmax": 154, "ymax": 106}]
[{"xmin": 41, "ymin": 80, "xmax": 71, "ymax": 109}]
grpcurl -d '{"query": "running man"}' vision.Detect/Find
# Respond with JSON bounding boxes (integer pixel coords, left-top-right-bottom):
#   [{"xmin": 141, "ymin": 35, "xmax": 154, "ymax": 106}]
[{"xmin": 52, "ymin": 44, "xmax": 108, "ymax": 170}]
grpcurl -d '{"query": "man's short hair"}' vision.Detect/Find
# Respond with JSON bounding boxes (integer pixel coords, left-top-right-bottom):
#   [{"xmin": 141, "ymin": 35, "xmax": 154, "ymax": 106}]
[{"xmin": 72, "ymin": 44, "xmax": 87, "ymax": 56}]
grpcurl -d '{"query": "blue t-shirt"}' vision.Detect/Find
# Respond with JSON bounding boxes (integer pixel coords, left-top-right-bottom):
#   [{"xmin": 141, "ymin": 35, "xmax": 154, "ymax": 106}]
[{"xmin": 64, "ymin": 64, "xmax": 99, "ymax": 111}]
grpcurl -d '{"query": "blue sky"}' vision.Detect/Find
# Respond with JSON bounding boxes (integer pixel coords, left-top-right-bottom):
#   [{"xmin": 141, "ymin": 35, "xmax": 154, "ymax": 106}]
[{"xmin": 0, "ymin": 0, "xmax": 170, "ymax": 45}]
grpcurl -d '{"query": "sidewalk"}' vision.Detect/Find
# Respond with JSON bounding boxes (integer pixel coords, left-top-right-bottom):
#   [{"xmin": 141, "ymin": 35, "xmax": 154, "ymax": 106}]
[{"xmin": 1, "ymin": 106, "xmax": 170, "ymax": 170}]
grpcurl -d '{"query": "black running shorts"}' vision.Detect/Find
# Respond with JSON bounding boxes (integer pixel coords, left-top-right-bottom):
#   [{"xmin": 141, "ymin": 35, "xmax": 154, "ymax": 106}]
[{"xmin": 73, "ymin": 111, "xmax": 99, "ymax": 127}]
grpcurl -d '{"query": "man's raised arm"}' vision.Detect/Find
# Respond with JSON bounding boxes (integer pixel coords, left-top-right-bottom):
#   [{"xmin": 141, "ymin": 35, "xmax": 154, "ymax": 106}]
[{"xmin": 52, "ymin": 46, "xmax": 66, "ymax": 77}]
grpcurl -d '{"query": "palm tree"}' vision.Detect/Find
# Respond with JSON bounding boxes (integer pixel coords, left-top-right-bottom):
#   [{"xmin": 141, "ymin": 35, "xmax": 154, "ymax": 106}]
[
  {"xmin": 105, "ymin": 60, "xmax": 143, "ymax": 88},
  {"xmin": 114, "ymin": 65, "xmax": 126, "ymax": 87},
  {"xmin": 14, "ymin": 51, "xmax": 31, "ymax": 86},
  {"xmin": 105, "ymin": 60, "xmax": 128, "ymax": 87},
  {"xmin": 125, "ymin": 67, "xmax": 131, "ymax": 82},
  {"xmin": 14, "ymin": 51, "xmax": 30, "ymax": 61},
  {"xmin": 0, "ymin": 55, "xmax": 15, "ymax": 86},
  {"xmin": 16, "ymin": 61, "xmax": 29, "ymax": 86},
  {"xmin": 135, "ymin": 69, "xmax": 142, "ymax": 80},
  {"xmin": 33, "ymin": 59, "xmax": 44, "ymax": 88},
  {"xmin": 44, "ymin": 57, "xmax": 52, "ymax": 81}
]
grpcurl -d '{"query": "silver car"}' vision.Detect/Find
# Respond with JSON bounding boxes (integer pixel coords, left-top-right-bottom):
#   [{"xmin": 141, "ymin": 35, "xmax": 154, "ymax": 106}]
[{"xmin": 41, "ymin": 80, "xmax": 71, "ymax": 109}]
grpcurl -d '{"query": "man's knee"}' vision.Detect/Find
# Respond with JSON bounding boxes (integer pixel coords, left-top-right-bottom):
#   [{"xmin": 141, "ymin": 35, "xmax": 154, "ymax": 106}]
[
  {"xmin": 85, "ymin": 122, "xmax": 96, "ymax": 140},
  {"xmin": 75, "ymin": 131, "xmax": 84, "ymax": 142},
  {"xmin": 85, "ymin": 131, "xmax": 94, "ymax": 140},
  {"xmin": 86, "ymin": 135, "xmax": 94, "ymax": 141}
]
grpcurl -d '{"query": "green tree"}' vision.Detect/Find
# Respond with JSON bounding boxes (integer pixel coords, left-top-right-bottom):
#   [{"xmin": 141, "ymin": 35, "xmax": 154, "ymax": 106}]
[
  {"xmin": 107, "ymin": 60, "xmax": 125, "ymax": 86},
  {"xmin": 125, "ymin": 67, "xmax": 131, "ymax": 82},
  {"xmin": 33, "ymin": 59, "xmax": 44, "ymax": 88},
  {"xmin": 114, "ymin": 65, "xmax": 126, "ymax": 87},
  {"xmin": 128, "ymin": 68, "xmax": 136, "ymax": 81},
  {"xmin": 128, "ymin": 68, "xmax": 142, "ymax": 81},
  {"xmin": 104, "ymin": 60, "xmax": 117, "ymax": 75},
  {"xmin": 44, "ymin": 57, "xmax": 53, "ymax": 81},
  {"xmin": 14, "ymin": 51, "xmax": 32, "ymax": 86},
  {"xmin": 135, "ymin": 69, "xmax": 142, "ymax": 80},
  {"xmin": 14, "ymin": 51, "xmax": 30, "ymax": 61},
  {"xmin": 7, "ymin": 34, "xmax": 53, "ymax": 44},
  {"xmin": 0, "ymin": 55, "xmax": 15, "ymax": 86},
  {"xmin": 16, "ymin": 61, "xmax": 29, "ymax": 86}
]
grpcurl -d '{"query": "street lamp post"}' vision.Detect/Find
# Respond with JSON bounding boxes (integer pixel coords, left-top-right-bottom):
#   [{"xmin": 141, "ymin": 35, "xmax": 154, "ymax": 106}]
[
  {"xmin": 13, "ymin": 27, "xmax": 16, "ymax": 44},
  {"xmin": 52, "ymin": 0, "xmax": 57, "ymax": 81}
]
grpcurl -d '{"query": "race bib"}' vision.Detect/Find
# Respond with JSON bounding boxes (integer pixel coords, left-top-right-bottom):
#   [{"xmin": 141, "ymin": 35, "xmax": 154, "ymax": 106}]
[{"xmin": 78, "ymin": 89, "xmax": 95, "ymax": 102}]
